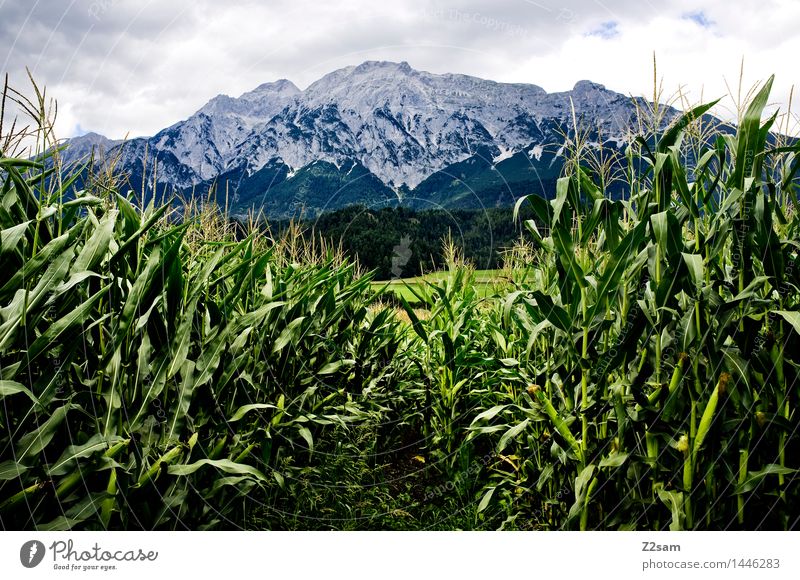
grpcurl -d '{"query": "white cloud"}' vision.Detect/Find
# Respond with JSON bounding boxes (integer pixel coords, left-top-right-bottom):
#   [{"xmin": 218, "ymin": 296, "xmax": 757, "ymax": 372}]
[{"xmin": 1, "ymin": 0, "xmax": 797, "ymax": 140}]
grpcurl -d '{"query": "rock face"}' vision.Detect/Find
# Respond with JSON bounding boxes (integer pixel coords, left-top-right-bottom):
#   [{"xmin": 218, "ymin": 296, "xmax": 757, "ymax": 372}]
[
  {"xmin": 64, "ymin": 61, "xmax": 658, "ymax": 218},
  {"xmin": 58, "ymin": 132, "xmax": 121, "ymax": 161}
]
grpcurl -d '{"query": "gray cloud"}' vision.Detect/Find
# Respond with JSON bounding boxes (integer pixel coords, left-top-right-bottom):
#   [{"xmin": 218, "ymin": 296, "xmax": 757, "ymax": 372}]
[{"xmin": 1, "ymin": 0, "xmax": 796, "ymax": 140}]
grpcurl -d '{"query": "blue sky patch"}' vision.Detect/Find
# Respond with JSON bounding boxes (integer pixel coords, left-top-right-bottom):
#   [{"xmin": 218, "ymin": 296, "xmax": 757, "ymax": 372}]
[
  {"xmin": 587, "ymin": 21, "xmax": 619, "ymax": 39},
  {"xmin": 683, "ymin": 11, "xmax": 713, "ymax": 28}
]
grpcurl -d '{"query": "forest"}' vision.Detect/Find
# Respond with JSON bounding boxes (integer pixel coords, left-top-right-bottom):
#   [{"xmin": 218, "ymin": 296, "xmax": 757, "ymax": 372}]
[{"xmin": 267, "ymin": 205, "xmax": 530, "ymax": 280}]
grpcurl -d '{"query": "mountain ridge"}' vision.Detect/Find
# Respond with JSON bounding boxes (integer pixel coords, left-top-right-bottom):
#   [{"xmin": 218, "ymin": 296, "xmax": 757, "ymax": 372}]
[{"xmin": 63, "ymin": 60, "xmax": 660, "ymax": 218}]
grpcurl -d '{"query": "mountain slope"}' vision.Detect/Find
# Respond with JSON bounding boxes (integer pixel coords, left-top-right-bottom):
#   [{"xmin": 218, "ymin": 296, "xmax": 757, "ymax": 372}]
[{"xmin": 63, "ymin": 61, "xmax": 657, "ymax": 218}]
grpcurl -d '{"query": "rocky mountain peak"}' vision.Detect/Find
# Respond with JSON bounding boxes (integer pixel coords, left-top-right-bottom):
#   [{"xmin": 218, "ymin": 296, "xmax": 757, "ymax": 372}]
[
  {"xmin": 572, "ymin": 80, "xmax": 607, "ymax": 94},
  {"xmin": 240, "ymin": 78, "xmax": 301, "ymax": 100},
  {"xmin": 64, "ymin": 61, "xmax": 659, "ymax": 217}
]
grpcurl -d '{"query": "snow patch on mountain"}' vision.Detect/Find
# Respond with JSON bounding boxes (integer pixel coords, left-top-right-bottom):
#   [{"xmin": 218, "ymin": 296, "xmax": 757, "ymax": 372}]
[
  {"xmin": 529, "ymin": 144, "xmax": 544, "ymax": 161},
  {"xmin": 65, "ymin": 61, "xmax": 652, "ymax": 194},
  {"xmin": 493, "ymin": 147, "xmax": 515, "ymax": 164}
]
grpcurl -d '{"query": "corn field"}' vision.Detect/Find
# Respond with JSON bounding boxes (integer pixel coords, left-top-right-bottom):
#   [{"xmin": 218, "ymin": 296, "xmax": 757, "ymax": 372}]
[{"xmin": 1, "ymin": 76, "xmax": 798, "ymax": 530}]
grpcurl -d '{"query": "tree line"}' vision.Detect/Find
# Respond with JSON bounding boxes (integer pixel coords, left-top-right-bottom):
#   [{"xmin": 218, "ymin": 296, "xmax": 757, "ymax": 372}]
[{"xmin": 260, "ymin": 205, "xmax": 532, "ymax": 280}]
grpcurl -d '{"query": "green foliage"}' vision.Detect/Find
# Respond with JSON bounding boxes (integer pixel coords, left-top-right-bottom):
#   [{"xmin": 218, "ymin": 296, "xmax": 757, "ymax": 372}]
[
  {"xmin": 265, "ymin": 205, "xmax": 531, "ymax": 280},
  {"xmin": 458, "ymin": 75, "xmax": 800, "ymax": 529},
  {"xmin": 0, "ymin": 148, "xmax": 414, "ymax": 529},
  {"xmin": 2, "ymin": 74, "xmax": 799, "ymax": 531}
]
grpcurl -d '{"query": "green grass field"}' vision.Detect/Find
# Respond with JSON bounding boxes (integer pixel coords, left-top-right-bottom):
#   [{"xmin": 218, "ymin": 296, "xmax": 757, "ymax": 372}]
[{"xmin": 373, "ymin": 269, "xmax": 512, "ymax": 302}]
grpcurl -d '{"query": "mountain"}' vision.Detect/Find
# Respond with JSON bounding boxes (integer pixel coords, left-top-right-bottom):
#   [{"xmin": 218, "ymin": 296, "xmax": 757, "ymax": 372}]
[
  {"xmin": 59, "ymin": 132, "xmax": 122, "ymax": 162},
  {"xmin": 63, "ymin": 61, "xmax": 657, "ymax": 218}
]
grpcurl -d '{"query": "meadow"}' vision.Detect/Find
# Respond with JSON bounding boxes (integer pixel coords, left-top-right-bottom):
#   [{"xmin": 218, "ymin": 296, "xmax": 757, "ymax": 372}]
[
  {"xmin": 374, "ymin": 269, "xmax": 505, "ymax": 303},
  {"xmin": 0, "ymin": 75, "xmax": 798, "ymax": 530}
]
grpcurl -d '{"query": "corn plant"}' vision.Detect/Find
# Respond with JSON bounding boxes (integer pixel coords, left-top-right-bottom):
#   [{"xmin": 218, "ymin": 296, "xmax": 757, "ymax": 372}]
[
  {"xmin": 0, "ymin": 81, "xmax": 415, "ymax": 529},
  {"xmin": 468, "ymin": 75, "xmax": 800, "ymax": 530},
  {"xmin": 2, "ymin": 72, "xmax": 798, "ymax": 531}
]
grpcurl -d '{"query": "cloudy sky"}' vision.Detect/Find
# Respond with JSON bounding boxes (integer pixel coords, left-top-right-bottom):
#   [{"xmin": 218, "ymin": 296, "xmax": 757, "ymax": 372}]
[{"xmin": 1, "ymin": 0, "xmax": 797, "ymax": 140}]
